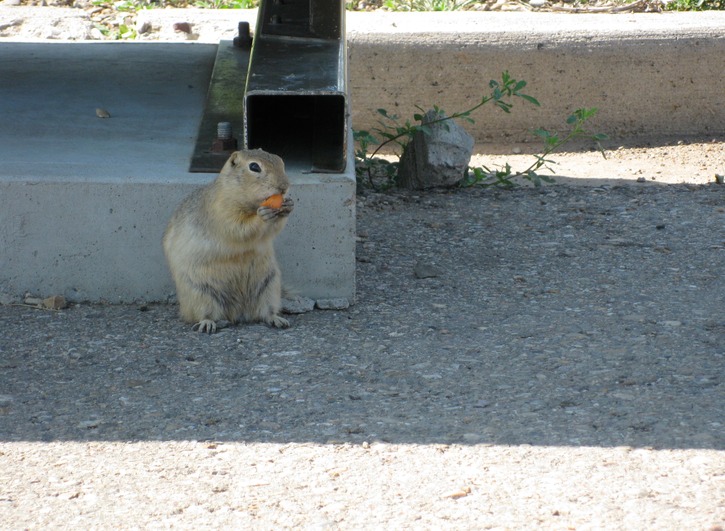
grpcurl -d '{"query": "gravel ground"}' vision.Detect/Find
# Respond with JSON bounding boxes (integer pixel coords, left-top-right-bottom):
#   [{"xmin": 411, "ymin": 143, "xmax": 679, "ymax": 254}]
[{"xmin": 1, "ymin": 182, "xmax": 724, "ymax": 529}]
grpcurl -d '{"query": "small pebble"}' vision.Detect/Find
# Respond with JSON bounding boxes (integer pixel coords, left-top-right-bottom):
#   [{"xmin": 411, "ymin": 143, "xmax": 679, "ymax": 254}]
[
  {"xmin": 43, "ymin": 295, "xmax": 67, "ymax": 310},
  {"xmin": 24, "ymin": 296, "xmax": 43, "ymax": 306},
  {"xmin": 413, "ymin": 261, "xmax": 441, "ymax": 279},
  {"xmin": 283, "ymin": 297, "xmax": 315, "ymax": 314},
  {"xmin": 173, "ymin": 22, "xmax": 192, "ymax": 34},
  {"xmin": 442, "ymin": 486, "xmax": 472, "ymax": 499},
  {"xmin": 315, "ymin": 298, "xmax": 350, "ymax": 310}
]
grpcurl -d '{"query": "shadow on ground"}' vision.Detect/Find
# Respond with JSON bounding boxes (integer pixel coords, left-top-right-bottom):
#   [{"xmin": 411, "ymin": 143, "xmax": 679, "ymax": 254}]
[{"xmin": 1, "ymin": 183, "xmax": 723, "ymax": 449}]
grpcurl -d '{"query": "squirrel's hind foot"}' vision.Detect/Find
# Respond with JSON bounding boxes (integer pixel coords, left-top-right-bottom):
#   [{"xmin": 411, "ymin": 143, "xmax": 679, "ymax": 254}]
[
  {"xmin": 191, "ymin": 319, "xmax": 232, "ymax": 334},
  {"xmin": 192, "ymin": 319, "xmax": 218, "ymax": 334},
  {"xmin": 269, "ymin": 315, "xmax": 290, "ymax": 328}
]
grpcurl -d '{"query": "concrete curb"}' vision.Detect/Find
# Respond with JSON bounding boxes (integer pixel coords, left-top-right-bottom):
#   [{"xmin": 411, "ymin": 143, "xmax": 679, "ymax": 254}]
[{"xmin": 347, "ymin": 12, "xmax": 725, "ymax": 145}]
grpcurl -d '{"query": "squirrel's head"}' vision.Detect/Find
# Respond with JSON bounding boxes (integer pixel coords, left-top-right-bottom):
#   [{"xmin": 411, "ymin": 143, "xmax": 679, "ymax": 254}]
[{"xmin": 220, "ymin": 149, "xmax": 290, "ymax": 200}]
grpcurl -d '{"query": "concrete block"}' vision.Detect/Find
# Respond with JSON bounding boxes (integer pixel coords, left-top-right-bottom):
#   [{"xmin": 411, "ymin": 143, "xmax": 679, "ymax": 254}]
[{"xmin": 0, "ymin": 42, "xmax": 355, "ymax": 304}]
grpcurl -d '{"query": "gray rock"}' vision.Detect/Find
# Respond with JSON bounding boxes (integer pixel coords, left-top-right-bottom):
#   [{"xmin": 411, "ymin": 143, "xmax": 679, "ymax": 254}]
[
  {"xmin": 24, "ymin": 296, "xmax": 43, "ymax": 306},
  {"xmin": 413, "ymin": 261, "xmax": 442, "ymax": 279},
  {"xmin": 397, "ymin": 109, "xmax": 474, "ymax": 190},
  {"xmin": 315, "ymin": 298, "xmax": 350, "ymax": 310},
  {"xmin": 282, "ymin": 296, "xmax": 316, "ymax": 314}
]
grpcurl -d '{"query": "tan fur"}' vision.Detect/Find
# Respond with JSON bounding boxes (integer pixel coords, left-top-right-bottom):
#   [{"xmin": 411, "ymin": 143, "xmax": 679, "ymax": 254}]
[{"xmin": 163, "ymin": 149, "xmax": 293, "ymax": 333}]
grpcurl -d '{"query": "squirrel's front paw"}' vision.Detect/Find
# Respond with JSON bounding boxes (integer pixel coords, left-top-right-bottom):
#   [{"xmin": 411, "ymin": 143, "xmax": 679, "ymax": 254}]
[
  {"xmin": 280, "ymin": 197, "xmax": 294, "ymax": 216},
  {"xmin": 257, "ymin": 198, "xmax": 293, "ymax": 221},
  {"xmin": 257, "ymin": 206, "xmax": 278, "ymax": 221}
]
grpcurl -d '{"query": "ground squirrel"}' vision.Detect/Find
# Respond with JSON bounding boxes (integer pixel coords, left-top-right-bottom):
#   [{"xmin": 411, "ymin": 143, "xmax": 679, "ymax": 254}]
[{"xmin": 163, "ymin": 149, "xmax": 294, "ymax": 333}]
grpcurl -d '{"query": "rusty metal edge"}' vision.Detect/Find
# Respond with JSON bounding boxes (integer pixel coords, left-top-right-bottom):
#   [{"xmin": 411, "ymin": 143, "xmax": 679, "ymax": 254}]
[{"xmin": 189, "ymin": 40, "xmax": 251, "ymax": 174}]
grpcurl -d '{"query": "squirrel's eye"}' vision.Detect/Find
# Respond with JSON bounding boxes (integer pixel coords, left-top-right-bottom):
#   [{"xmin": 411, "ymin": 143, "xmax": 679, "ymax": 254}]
[{"xmin": 249, "ymin": 162, "xmax": 262, "ymax": 173}]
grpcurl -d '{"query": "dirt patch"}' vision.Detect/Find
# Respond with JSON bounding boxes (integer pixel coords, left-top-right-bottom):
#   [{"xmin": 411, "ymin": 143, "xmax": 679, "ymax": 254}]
[{"xmin": 473, "ymin": 138, "xmax": 725, "ymax": 186}]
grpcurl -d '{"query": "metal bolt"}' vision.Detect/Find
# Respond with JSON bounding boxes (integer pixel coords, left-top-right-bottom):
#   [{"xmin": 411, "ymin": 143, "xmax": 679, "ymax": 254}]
[
  {"xmin": 217, "ymin": 122, "xmax": 233, "ymax": 140},
  {"xmin": 233, "ymin": 21, "xmax": 253, "ymax": 49},
  {"xmin": 211, "ymin": 122, "xmax": 237, "ymax": 153}
]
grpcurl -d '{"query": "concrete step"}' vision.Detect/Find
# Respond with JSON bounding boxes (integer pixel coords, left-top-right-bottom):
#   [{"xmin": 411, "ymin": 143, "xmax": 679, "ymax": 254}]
[{"xmin": 0, "ymin": 42, "xmax": 355, "ymax": 304}]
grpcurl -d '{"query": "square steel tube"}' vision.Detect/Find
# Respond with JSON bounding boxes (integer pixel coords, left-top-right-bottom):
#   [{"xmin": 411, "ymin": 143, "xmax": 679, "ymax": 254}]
[{"xmin": 244, "ymin": 0, "xmax": 348, "ymax": 172}]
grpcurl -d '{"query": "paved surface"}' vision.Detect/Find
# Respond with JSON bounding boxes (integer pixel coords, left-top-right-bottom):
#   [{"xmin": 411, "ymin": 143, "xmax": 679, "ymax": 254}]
[{"xmin": 1, "ymin": 182, "xmax": 723, "ymax": 528}]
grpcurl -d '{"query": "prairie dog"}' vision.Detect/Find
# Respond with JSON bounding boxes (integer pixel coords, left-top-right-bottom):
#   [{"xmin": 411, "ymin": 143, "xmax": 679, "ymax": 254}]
[{"xmin": 163, "ymin": 149, "xmax": 294, "ymax": 333}]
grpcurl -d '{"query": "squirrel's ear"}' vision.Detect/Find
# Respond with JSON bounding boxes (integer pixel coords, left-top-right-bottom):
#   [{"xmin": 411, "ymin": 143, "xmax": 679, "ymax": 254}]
[{"xmin": 229, "ymin": 151, "xmax": 241, "ymax": 167}]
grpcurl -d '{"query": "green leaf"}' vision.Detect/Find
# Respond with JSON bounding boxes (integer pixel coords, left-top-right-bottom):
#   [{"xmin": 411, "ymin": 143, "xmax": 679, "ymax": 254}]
[
  {"xmin": 545, "ymin": 135, "xmax": 559, "ymax": 147},
  {"xmin": 575, "ymin": 107, "xmax": 598, "ymax": 120},
  {"xmin": 517, "ymin": 94, "xmax": 540, "ymax": 107},
  {"xmin": 495, "ymin": 101, "xmax": 512, "ymax": 113},
  {"xmin": 513, "ymin": 80, "xmax": 527, "ymax": 92}
]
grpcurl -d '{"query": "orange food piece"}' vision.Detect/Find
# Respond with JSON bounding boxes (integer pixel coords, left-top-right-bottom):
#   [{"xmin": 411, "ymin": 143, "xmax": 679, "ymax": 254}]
[{"xmin": 260, "ymin": 194, "xmax": 284, "ymax": 209}]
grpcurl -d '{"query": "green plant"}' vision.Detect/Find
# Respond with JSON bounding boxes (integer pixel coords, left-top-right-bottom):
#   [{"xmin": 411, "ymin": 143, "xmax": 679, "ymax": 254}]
[
  {"xmin": 93, "ymin": 22, "xmax": 138, "ymax": 39},
  {"xmin": 665, "ymin": 0, "xmax": 724, "ymax": 9},
  {"xmin": 355, "ymin": 71, "xmax": 539, "ymax": 189},
  {"xmin": 354, "ymin": 72, "xmax": 607, "ymax": 190},
  {"xmin": 464, "ymin": 108, "xmax": 608, "ymax": 189},
  {"xmin": 382, "ymin": 0, "xmax": 477, "ymax": 11},
  {"xmin": 194, "ymin": 0, "xmax": 257, "ymax": 8},
  {"xmin": 92, "ymin": 0, "xmax": 259, "ymax": 10}
]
